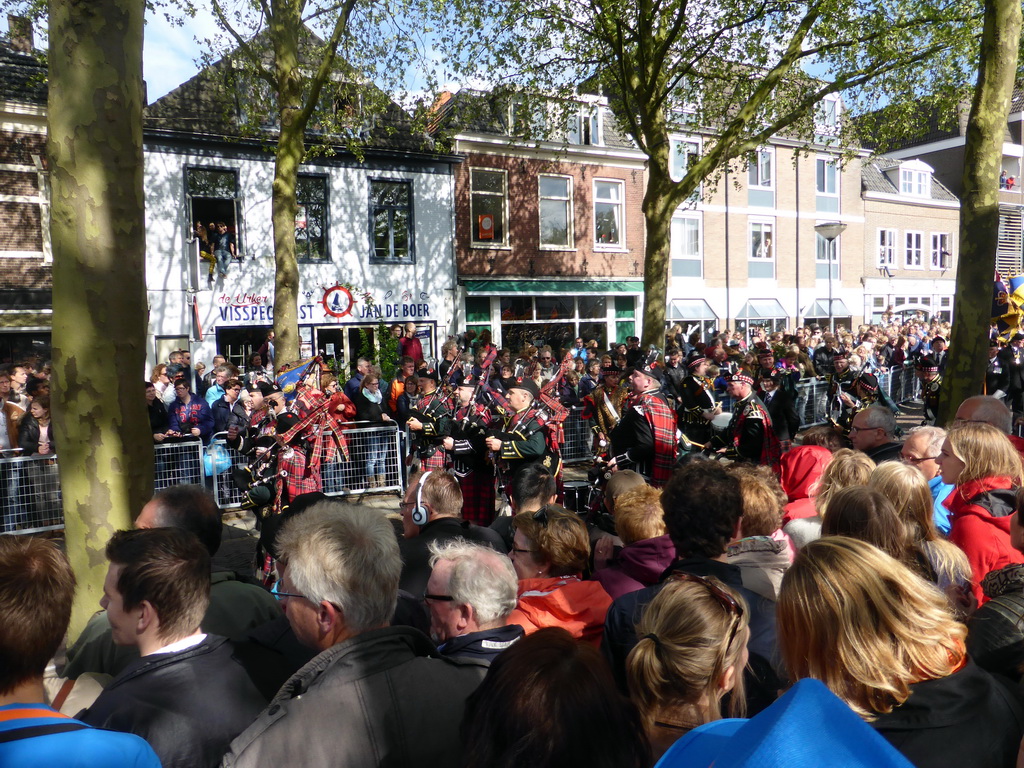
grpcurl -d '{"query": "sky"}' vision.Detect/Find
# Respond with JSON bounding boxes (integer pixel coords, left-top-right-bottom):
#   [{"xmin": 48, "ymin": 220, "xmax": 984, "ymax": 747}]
[{"xmin": 143, "ymin": 7, "xmax": 212, "ymax": 102}]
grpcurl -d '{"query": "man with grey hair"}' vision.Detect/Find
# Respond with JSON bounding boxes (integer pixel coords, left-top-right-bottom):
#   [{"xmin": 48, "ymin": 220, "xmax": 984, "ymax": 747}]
[
  {"xmin": 900, "ymin": 426, "xmax": 955, "ymax": 535},
  {"xmin": 425, "ymin": 539, "xmax": 523, "ymax": 664},
  {"xmin": 222, "ymin": 502, "xmax": 487, "ymax": 768},
  {"xmin": 849, "ymin": 405, "xmax": 902, "ymax": 464},
  {"xmin": 344, "ymin": 357, "xmax": 371, "ymax": 399}
]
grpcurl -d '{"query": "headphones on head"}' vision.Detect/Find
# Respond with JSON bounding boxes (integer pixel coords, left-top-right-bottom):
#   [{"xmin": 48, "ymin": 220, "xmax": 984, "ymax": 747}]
[{"xmin": 412, "ymin": 470, "xmax": 433, "ymax": 527}]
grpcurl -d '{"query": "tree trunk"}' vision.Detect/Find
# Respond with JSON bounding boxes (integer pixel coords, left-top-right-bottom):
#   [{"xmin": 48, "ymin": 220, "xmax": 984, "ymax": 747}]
[
  {"xmin": 48, "ymin": 0, "xmax": 151, "ymax": 640},
  {"xmin": 641, "ymin": 167, "xmax": 676, "ymax": 350},
  {"xmin": 270, "ymin": 4, "xmax": 305, "ymax": 367},
  {"xmin": 939, "ymin": 0, "xmax": 1021, "ymax": 423}
]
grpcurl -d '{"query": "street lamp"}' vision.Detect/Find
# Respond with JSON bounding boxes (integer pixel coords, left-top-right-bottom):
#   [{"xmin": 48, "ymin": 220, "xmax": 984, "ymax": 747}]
[{"xmin": 815, "ymin": 221, "xmax": 847, "ymax": 333}]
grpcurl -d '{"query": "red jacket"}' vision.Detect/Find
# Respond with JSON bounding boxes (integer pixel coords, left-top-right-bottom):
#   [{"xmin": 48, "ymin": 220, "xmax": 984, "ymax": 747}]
[
  {"xmin": 946, "ymin": 476, "xmax": 1024, "ymax": 605},
  {"xmin": 508, "ymin": 577, "xmax": 612, "ymax": 647}
]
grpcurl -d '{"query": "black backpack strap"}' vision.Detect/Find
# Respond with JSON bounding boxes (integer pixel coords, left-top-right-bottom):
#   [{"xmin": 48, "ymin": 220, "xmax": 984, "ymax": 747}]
[{"xmin": 0, "ymin": 722, "xmax": 88, "ymax": 743}]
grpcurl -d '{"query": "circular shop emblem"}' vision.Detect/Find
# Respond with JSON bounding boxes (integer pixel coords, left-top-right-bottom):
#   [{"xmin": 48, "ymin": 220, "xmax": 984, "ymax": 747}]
[{"xmin": 321, "ymin": 284, "xmax": 355, "ymax": 318}]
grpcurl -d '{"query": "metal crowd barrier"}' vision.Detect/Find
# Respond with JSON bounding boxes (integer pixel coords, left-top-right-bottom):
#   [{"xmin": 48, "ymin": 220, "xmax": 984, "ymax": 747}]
[
  {"xmin": 1, "ymin": 363, "xmax": 924, "ymax": 530},
  {"xmin": 0, "ymin": 452, "xmax": 62, "ymax": 534},
  {"xmin": 209, "ymin": 422, "xmax": 404, "ymax": 511},
  {"xmin": 154, "ymin": 439, "xmax": 205, "ymax": 491}
]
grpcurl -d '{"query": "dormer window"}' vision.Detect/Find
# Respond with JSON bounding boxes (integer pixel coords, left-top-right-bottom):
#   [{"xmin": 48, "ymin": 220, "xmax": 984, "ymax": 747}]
[{"xmin": 897, "ymin": 160, "xmax": 932, "ymax": 197}]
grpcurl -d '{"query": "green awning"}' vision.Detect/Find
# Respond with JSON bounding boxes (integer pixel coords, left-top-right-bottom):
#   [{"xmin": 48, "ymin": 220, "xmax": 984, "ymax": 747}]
[{"xmin": 463, "ymin": 279, "xmax": 643, "ymax": 295}]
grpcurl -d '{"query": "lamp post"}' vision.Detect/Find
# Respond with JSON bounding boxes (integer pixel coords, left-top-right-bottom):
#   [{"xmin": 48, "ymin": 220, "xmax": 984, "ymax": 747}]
[{"xmin": 815, "ymin": 221, "xmax": 847, "ymax": 333}]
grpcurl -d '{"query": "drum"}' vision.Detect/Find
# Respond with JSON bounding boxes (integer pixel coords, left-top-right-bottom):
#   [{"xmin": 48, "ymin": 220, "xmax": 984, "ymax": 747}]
[
  {"xmin": 562, "ymin": 480, "xmax": 596, "ymax": 513},
  {"xmin": 711, "ymin": 412, "xmax": 733, "ymax": 435}
]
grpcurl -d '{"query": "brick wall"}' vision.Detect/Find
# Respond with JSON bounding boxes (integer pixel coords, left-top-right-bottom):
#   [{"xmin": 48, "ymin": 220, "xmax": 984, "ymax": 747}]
[
  {"xmin": 0, "ymin": 202, "xmax": 42, "ymax": 250},
  {"xmin": 454, "ymin": 151, "xmax": 645, "ymax": 279}
]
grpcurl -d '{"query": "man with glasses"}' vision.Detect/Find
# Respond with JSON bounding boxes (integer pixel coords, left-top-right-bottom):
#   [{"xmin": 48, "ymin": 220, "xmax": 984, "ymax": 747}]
[
  {"xmin": 537, "ymin": 345, "xmax": 556, "ymax": 381},
  {"xmin": 901, "ymin": 426, "xmax": 954, "ymax": 535},
  {"xmin": 954, "ymin": 394, "xmax": 1024, "ymax": 462},
  {"xmin": 222, "ymin": 502, "xmax": 487, "ymax": 768},
  {"xmin": 424, "ymin": 539, "xmax": 523, "ymax": 663},
  {"xmin": 166, "ymin": 379, "xmax": 214, "ymax": 444},
  {"xmin": 849, "ymin": 405, "xmax": 902, "ymax": 464}
]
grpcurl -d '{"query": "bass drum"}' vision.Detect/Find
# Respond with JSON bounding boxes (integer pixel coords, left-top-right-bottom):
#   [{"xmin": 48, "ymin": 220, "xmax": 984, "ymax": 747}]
[{"xmin": 711, "ymin": 412, "xmax": 733, "ymax": 435}]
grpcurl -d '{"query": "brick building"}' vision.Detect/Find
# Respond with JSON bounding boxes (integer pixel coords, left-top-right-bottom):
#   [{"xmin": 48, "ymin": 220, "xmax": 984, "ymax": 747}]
[
  {"xmin": 0, "ymin": 25, "xmax": 50, "ymax": 363},
  {"xmin": 436, "ymin": 90, "xmax": 648, "ymax": 351}
]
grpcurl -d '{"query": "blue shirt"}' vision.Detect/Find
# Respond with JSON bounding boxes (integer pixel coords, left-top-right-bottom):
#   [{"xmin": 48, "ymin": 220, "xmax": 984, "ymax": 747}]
[
  {"xmin": 929, "ymin": 475, "xmax": 955, "ymax": 535},
  {"xmin": 0, "ymin": 703, "xmax": 160, "ymax": 768}
]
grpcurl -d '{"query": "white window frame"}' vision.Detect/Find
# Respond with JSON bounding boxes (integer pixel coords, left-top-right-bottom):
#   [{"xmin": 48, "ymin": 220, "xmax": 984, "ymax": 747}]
[
  {"xmin": 901, "ymin": 161, "xmax": 933, "ymax": 198},
  {"xmin": 749, "ymin": 219, "xmax": 775, "ymax": 272},
  {"xmin": 878, "ymin": 228, "xmax": 896, "ymax": 268},
  {"xmin": 815, "ymin": 95, "xmax": 840, "ymax": 137},
  {"xmin": 815, "ymin": 231, "xmax": 839, "ymax": 279},
  {"xmin": 669, "ymin": 137, "xmax": 701, "ymax": 185},
  {"xmin": 538, "ymin": 174, "xmax": 574, "ymax": 249},
  {"xmin": 748, "ymin": 148, "xmax": 773, "ymax": 189},
  {"xmin": 671, "ymin": 212, "xmax": 702, "ymax": 276},
  {"xmin": 470, "ymin": 167, "xmax": 509, "ymax": 248},
  {"xmin": 930, "ymin": 232, "xmax": 951, "ymax": 270},
  {"xmin": 815, "ymin": 156, "xmax": 839, "ymax": 198},
  {"xmin": 593, "ymin": 178, "xmax": 626, "ymax": 249},
  {"xmin": 905, "ymin": 230, "xmax": 924, "ymax": 269}
]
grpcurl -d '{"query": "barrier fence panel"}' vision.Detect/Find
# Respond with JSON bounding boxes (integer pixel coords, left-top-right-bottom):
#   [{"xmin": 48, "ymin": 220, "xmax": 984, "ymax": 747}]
[
  {"xmin": 154, "ymin": 439, "xmax": 206, "ymax": 492},
  {"xmin": 561, "ymin": 407, "xmax": 592, "ymax": 464},
  {"xmin": 211, "ymin": 422, "xmax": 405, "ymax": 511},
  {"xmin": 320, "ymin": 422, "xmax": 404, "ymax": 498},
  {"xmin": 1, "ymin": 453, "xmax": 62, "ymax": 534}
]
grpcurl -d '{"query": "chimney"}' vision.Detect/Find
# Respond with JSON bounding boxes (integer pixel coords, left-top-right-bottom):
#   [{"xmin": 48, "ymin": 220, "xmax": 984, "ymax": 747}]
[{"xmin": 7, "ymin": 15, "xmax": 33, "ymax": 54}]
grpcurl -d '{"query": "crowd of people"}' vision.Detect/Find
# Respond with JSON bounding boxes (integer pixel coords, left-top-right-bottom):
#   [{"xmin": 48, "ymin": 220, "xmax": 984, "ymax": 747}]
[{"xmin": 11, "ymin": 313, "xmax": 1024, "ymax": 766}]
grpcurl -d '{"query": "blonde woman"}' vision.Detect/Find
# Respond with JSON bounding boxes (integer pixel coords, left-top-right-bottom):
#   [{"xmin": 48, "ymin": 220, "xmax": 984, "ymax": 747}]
[
  {"xmin": 936, "ymin": 422, "xmax": 1024, "ymax": 605},
  {"xmin": 868, "ymin": 462, "xmax": 971, "ymax": 612},
  {"xmin": 626, "ymin": 574, "xmax": 749, "ymax": 763},
  {"xmin": 779, "ymin": 537, "xmax": 1024, "ymax": 768},
  {"xmin": 782, "ymin": 448, "xmax": 875, "ymax": 549}
]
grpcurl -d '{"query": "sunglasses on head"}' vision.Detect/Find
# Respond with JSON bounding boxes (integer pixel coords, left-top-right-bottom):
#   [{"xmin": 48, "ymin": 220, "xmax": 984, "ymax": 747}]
[{"xmin": 668, "ymin": 572, "xmax": 744, "ymax": 648}]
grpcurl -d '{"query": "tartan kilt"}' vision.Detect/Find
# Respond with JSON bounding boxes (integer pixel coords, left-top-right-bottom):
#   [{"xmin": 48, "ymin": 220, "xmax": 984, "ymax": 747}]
[
  {"xmin": 420, "ymin": 450, "xmax": 447, "ymax": 472},
  {"xmin": 459, "ymin": 467, "xmax": 496, "ymax": 525}
]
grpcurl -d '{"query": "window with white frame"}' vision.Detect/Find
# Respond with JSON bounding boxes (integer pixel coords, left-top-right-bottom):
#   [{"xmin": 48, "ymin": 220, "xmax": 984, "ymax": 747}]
[
  {"xmin": 749, "ymin": 220, "xmax": 775, "ymax": 278},
  {"xmin": 594, "ymin": 180, "xmax": 625, "ymax": 247},
  {"xmin": 370, "ymin": 179, "xmax": 413, "ymax": 263},
  {"xmin": 878, "ymin": 228, "xmax": 896, "ymax": 268},
  {"xmin": 815, "ymin": 96, "xmax": 840, "ymax": 139},
  {"xmin": 566, "ymin": 105, "xmax": 603, "ymax": 146},
  {"xmin": 671, "ymin": 214, "xmax": 702, "ymax": 278},
  {"xmin": 815, "ymin": 232, "xmax": 839, "ymax": 279},
  {"xmin": 900, "ymin": 167, "xmax": 930, "ymax": 197},
  {"xmin": 539, "ymin": 175, "xmax": 573, "ymax": 248},
  {"xmin": 748, "ymin": 149, "xmax": 773, "ymax": 189},
  {"xmin": 905, "ymin": 231, "xmax": 924, "ymax": 268},
  {"xmin": 931, "ymin": 233, "xmax": 951, "ymax": 269},
  {"xmin": 470, "ymin": 168, "xmax": 508, "ymax": 246},
  {"xmin": 670, "ymin": 137, "xmax": 700, "ymax": 184},
  {"xmin": 815, "ymin": 157, "xmax": 839, "ymax": 213}
]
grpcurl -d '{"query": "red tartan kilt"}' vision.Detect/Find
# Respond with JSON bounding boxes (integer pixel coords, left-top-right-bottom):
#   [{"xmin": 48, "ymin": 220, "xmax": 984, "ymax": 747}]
[
  {"xmin": 420, "ymin": 452, "xmax": 447, "ymax": 472},
  {"xmin": 458, "ymin": 467, "xmax": 496, "ymax": 525}
]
